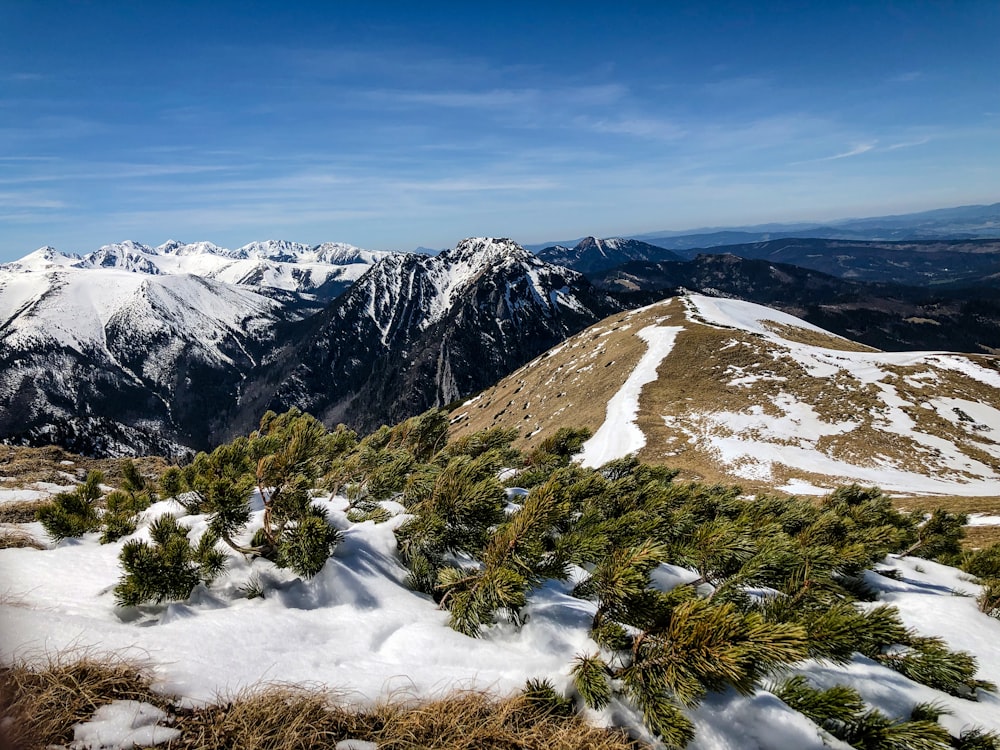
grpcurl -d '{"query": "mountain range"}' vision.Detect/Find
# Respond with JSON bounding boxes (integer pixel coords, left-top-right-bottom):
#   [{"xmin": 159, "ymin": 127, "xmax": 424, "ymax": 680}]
[
  {"xmin": 527, "ymin": 201, "xmax": 1000, "ymax": 251},
  {"xmin": 0, "ymin": 237, "xmax": 619, "ymax": 454},
  {"xmin": 8, "ymin": 239, "xmax": 395, "ymax": 301},
  {"xmin": 2, "ymin": 219, "xmax": 1000, "ymax": 462},
  {"xmin": 238, "ymin": 237, "xmax": 621, "ymax": 435},
  {"xmin": 589, "ymin": 253, "xmax": 1000, "ymax": 354}
]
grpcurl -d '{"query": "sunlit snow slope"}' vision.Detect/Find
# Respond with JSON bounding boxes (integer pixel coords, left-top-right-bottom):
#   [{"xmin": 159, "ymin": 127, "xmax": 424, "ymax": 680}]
[
  {"xmin": 451, "ymin": 294, "xmax": 1000, "ymax": 497},
  {"xmin": 0, "ymin": 264, "xmax": 308, "ymax": 455},
  {"xmin": 5, "ymin": 238, "xmax": 396, "ymax": 300}
]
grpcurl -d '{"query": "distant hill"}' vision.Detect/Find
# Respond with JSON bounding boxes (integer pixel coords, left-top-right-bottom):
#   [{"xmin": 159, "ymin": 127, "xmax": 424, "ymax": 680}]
[
  {"xmin": 450, "ymin": 294, "xmax": 1000, "ymax": 497},
  {"xmin": 635, "ymin": 202, "xmax": 1000, "ymax": 248},
  {"xmin": 646, "ymin": 237, "xmax": 1000, "ymax": 286},
  {"xmin": 589, "ymin": 253, "xmax": 1000, "ymax": 354},
  {"xmin": 525, "ymin": 201, "xmax": 1000, "ymax": 253}
]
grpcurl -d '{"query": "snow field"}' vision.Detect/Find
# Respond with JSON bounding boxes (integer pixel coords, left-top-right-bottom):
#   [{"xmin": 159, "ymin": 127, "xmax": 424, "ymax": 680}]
[
  {"xmin": 578, "ymin": 325, "xmax": 683, "ymax": 468},
  {"xmin": 4, "ymin": 486, "xmax": 1000, "ymax": 749},
  {"xmin": 677, "ymin": 294, "xmax": 1000, "ymax": 495}
]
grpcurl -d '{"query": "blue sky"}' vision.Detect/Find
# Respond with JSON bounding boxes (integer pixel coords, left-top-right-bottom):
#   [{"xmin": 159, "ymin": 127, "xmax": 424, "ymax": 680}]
[{"xmin": 1, "ymin": 1, "xmax": 998, "ymax": 259}]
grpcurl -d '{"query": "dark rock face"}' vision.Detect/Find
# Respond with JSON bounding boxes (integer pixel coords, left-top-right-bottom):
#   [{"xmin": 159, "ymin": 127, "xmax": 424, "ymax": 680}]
[
  {"xmin": 538, "ymin": 236, "xmax": 684, "ymax": 275},
  {"xmin": 0, "ymin": 270, "xmax": 315, "ymax": 456},
  {"xmin": 246, "ymin": 238, "xmax": 623, "ymax": 434}
]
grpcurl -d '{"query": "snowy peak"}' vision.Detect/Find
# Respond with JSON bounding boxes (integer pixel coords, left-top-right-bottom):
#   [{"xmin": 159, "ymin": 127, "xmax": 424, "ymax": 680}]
[
  {"xmin": 441, "ymin": 236, "xmax": 538, "ymax": 268},
  {"xmin": 0, "ymin": 264, "xmax": 312, "ymax": 455},
  {"xmin": 2, "ymin": 246, "xmax": 81, "ymax": 272},
  {"xmin": 7, "ymin": 238, "xmax": 396, "ymax": 300},
  {"xmin": 347, "ymin": 237, "xmax": 586, "ymax": 340},
  {"xmin": 538, "ymin": 235, "xmax": 684, "ymax": 274},
  {"xmin": 576, "ymin": 235, "xmax": 624, "ymax": 255},
  {"xmin": 231, "ymin": 239, "xmax": 313, "ymax": 261},
  {"xmin": 156, "ymin": 240, "xmax": 226, "ymax": 256},
  {"xmin": 83, "ymin": 243, "xmax": 162, "ymax": 274}
]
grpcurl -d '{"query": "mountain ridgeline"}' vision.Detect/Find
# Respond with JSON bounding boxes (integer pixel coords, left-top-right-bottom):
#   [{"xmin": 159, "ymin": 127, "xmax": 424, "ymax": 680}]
[
  {"xmin": 0, "ymin": 237, "xmax": 620, "ymax": 455},
  {"xmin": 2, "ymin": 226, "xmax": 1000, "ymax": 458},
  {"xmin": 237, "ymin": 237, "xmax": 621, "ymax": 435},
  {"xmin": 589, "ymin": 253, "xmax": 1000, "ymax": 354}
]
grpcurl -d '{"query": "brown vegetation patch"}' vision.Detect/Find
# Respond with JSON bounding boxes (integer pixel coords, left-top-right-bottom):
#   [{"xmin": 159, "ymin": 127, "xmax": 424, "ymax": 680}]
[
  {"xmin": 450, "ymin": 299, "xmax": 683, "ymax": 452},
  {"xmin": 891, "ymin": 496, "xmax": 1000, "ymax": 517},
  {"xmin": 0, "ymin": 500, "xmax": 48, "ymax": 524},
  {"xmin": 0, "ymin": 444, "xmax": 169, "ymax": 491},
  {"xmin": 1, "ymin": 657, "xmax": 641, "ymax": 750},
  {"xmin": 0, "ymin": 653, "xmax": 163, "ymax": 749},
  {"xmin": 762, "ymin": 321, "xmax": 880, "ymax": 352},
  {"xmin": 0, "ymin": 526, "xmax": 44, "ymax": 550},
  {"xmin": 175, "ymin": 686, "xmax": 639, "ymax": 750},
  {"xmin": 962, "ymin": 525, "xmax": 1000, "ymax": 550},
  {"xmin": 450, "ymin": 295, "xmax": 1000, "ymax": 498}
]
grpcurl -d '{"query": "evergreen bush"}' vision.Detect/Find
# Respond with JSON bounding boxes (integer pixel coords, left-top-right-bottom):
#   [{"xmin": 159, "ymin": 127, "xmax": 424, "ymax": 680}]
[
  {"xmin": 114, "ymin": 514, "xmax": 225, "ymax": 606},
  {"xmin": 36, "ymin": 471, "xmax": 104, "ymax": 541}
]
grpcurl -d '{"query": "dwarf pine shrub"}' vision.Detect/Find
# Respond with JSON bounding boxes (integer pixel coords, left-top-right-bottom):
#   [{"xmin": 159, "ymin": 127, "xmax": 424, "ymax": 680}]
[
  {"xmin": 100, "ymin": 460, "xmax": 154, "ymax": 543},
  {"xmin": 117, "ymin": 410, "xmax": 348, "ymax": 605},
  {"xmin": 774, "ymin": 676, "xmax": 954, "ymax": 750},
  {"xmin": 36, "ymin": 471, "xmax": 103, "ymax": 541},
  {"xmin": 115, "ymin": 514, "xmax": 226, "ymax": 606},
  {"xmin": 99, "ymin": 408, "xmax": 996, "ymax": 746}
]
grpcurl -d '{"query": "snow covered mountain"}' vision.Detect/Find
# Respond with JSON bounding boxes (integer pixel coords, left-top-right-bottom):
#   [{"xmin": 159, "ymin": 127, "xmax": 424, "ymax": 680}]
[
  {"xmin": 5, "ymin": 239, "xmax": 396, "ymax": 300},
  {"xmin": 537, "ymin": 235, "xmax": 684, "ymax": 275},
  {"xmin": 0, "ymin": 263, "xmax": 315, "ymax": 456},
  {"xmin": 242, "ymin": 237, "xmax": 623, "ymax": 434},
  {"xmin": 452, "ymin": 293, "xmax": 1000, "ymax": 498}
]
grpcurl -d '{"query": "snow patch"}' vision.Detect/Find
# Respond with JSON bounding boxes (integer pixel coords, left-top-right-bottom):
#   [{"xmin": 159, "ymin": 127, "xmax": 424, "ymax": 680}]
[
  {"xmin": 70, "ymin": 700, "xmax": 179, "ymax": 749},
  {"xmin": 578, "ymin": 325, "xmax": 682, "ymax": 467}
]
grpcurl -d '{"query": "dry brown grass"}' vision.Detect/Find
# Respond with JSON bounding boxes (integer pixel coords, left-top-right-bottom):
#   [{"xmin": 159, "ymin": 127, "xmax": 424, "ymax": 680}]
[
  {"xmin": 762, "ymin": 321, "xmax": 879, "ymax": 352},
  {"xmin": 0, "ymin": 526, "xmax": 43, "ymax": 550},
  {"xmin": 892, "ymin": 496, "xmax": 1000, "ymax": 517},
  {"xmin": 0, "ymin": 652, "xmax": 163, "ymax": 749},
  {"xmin": 0, "ymin": 501, "xmax": 48, "ymax": 525},
  {"xmin": 0, "ymin": 444, "xmax": 169, "ymax": 490},
  {"xmin": 172, "ymin": 686, "xmax": 640, "ymax": 750},
  {"xmin": 450, "ymin": 300, "xmax": 679, "ymax": 451},
  {"xmin": 169, "ymin": 685, "xmax": 351, "ymax": 749},
  {"xmin": 450, "ymin": 293, "xmax": 1000, "ymax": 504},
  {"xmin": 170, "ymin": 686, "xmax": 638, "ymax": 750},
  {"xmin": 962, "ymin": 525, "xmax": 1000, "ymax": 550},
  {"xmin": 368, "ymin": 690, "xmax": 638, "ymax": 750},
  {"xmin": 1, "ymin": 658, "xmax": 642, "ymax": 750}
]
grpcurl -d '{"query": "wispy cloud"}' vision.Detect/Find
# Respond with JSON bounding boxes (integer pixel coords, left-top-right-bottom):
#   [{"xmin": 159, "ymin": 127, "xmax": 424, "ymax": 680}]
[
  {"xmin": 576, "ymin": 115, "xmax": 686, "ymax": 140},
  {"xmin": 2, "ymin": 72, "xmax": 45, "ymax": 82},
  {"xmin": 0, "ymin": 192, "xmax": 67, "ymax": 209},
  {"xmin": 888, "ymin": 71, "xmax": 923, "ymax": 83},
  {"xmin": 886, "ymin": 137, "xmax": 930, "ymax": 150},
  {"xmin": 0, "ymin": 162, "xmax": 236, "ymax": 186},
  {"xmin": 791, "ymin": 141, "xmax": 878, "ymax": 164},
  {"xmin": 366, "ymin": 83, "xmax": 625, "ymax": 112}
]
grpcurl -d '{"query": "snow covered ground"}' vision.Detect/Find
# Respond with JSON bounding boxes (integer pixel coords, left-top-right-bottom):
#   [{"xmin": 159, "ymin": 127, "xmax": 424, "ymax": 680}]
[
  {"xmin": 578, "ymin": 325, "xmax": 683, "ymax": 468},
  {"xmin": 681, "ymin": 295, "xmax": 1000, "ymax": 495},
  {"xmin": 3, "ymin": 483, "xmax": 1000, "ymax": 749},
  {"xmin": 564, "ymin": 294, "xmax": 1000, "ymax": 497}
]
